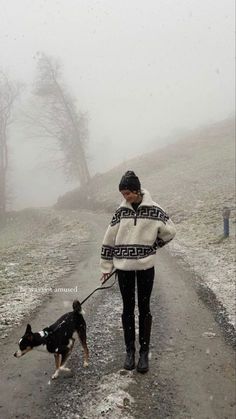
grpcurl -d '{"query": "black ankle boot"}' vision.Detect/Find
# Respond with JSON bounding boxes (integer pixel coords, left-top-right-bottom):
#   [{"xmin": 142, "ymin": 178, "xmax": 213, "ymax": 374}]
[
  {"xmin": 121, "ymin": 314, "xmax": 135, "ymax": 370},
  {"xmin": 137, "ymin": 350, "xmax": 149, "ymax": 373},
  {"xmin": 124, "ymin": 349, "xmax": 135, "ymax": 370},
  {"xmin": 137, "ymin": 313, "xmax": 152, "ymax": 373}
]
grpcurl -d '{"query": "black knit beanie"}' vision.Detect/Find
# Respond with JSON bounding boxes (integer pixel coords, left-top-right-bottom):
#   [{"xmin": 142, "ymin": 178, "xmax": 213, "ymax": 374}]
[{"xmin": 119, "ymin": 170, "xmax": 141, "ymax": 192}]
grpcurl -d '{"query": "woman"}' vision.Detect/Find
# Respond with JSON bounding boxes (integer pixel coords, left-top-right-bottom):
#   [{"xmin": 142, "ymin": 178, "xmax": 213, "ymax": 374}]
[{"xmin": 100, "ymin": 171, "xmax": 176, "ymax": 373}]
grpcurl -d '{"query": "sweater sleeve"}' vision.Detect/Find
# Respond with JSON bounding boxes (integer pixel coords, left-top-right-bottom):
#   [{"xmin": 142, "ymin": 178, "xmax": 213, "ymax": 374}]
[
  {"xmin": 152, "ymin": 204, "xmax": 176, "ymax": 248},
  {"xmin": 100, "ymin": 211, "xmax": 120, "ymax": 273},
  {"xmin": 156, "ymin": 216, "xmax": 176, "ymax": 247}
]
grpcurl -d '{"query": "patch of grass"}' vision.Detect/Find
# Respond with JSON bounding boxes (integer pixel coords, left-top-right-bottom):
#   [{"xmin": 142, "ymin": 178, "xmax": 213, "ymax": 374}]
[{"xmin": 216, "ymin": 235, "xmax": 231, "ymax": 244}]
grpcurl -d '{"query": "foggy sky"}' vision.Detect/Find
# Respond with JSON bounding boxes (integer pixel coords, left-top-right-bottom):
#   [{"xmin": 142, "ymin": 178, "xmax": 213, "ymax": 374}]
[{"xmin": 0, "ymin": 0, "xmax": 235, "ymax": 209}]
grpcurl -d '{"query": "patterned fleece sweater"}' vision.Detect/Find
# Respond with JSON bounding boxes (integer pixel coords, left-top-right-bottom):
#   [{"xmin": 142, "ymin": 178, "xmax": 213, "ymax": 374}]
[{"xmin": 100, "ymin": 189, "xmax": 176, "ymax": 273}]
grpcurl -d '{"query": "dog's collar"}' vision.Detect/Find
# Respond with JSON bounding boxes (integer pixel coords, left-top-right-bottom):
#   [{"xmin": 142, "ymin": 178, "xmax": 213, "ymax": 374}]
[{"xmin": 39, "ymin": 330, "xmax": 49, "ymax": 338}]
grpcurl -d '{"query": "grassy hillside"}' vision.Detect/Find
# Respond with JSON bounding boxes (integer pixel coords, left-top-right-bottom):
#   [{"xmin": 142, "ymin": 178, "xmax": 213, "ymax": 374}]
[{"xmin": 57, "ymin": 117, "xmax": 235, "ymax": 218}]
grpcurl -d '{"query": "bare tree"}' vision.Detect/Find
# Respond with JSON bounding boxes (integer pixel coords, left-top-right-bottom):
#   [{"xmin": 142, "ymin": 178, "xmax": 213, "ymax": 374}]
[
  {"xmin": 0, "ymin": 72, "xmax": 20, "ymax": 216},
  {"xmin": 27, "ymin": 53, "xmax": 90, "ymax": 186}
]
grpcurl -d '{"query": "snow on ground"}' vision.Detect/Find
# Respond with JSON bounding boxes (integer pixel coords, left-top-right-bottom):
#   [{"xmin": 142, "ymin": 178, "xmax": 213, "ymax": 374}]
[
  {"xmin": 0, "ymin": 208, "xmax": 89, "ymax": 339},
  {"xmin": 72, "ymin": 295, "xmax": 135, "ymax": 419},
  {"xmin": 45, "ymin": 285, "xmax": 136, "ymax": 419},
  {"xmin": 72, "ymin": 372, "xmax": 135, "ymax": 419},
  {"xmin": 169, "ymin": 222, "xmax": 235, "ymax": 327}
]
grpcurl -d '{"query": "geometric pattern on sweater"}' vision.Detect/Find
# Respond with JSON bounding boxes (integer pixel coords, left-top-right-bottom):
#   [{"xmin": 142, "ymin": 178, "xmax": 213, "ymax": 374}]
[
  {"xmin": 110, "ymin": 206, "xmax": 169, "ymax": 227},
  {"xmin": 153, "ymin": 237, "xmax": 165, "ymax": 248},
  {"xmin": 101, "ymin": 245, "xmax": 114, "ymax": 260},
  {"xmin": 101, "ymin": 244, "xmax": 156, "ymax": 260},
  {"xmin": 110, "ymin": 208, "xmax": 132, "ymax": 226},
  {"xmin": 101, "ymin": 237, "xmax": 168, "ymax": 261},
  {"xmin": 113, "ymin": 244, "xmax": 156, "ymax": 259},
  {"xmin": 138, "ymin": 207, "xmax": 169, "ymax": 223}
]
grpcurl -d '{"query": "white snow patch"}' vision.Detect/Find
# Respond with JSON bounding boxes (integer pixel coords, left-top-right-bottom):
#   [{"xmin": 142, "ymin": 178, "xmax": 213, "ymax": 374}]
[
  {"xmin": 74, "ymin": 372, "xmax": 135, "ymax": 419},
  {"xmin": 169, "ymin": 234, "xmax": 236, "ymax": 327},
  {"xmin": 0, "ymin": 209, "xmax": 89, "ymax": 339}
]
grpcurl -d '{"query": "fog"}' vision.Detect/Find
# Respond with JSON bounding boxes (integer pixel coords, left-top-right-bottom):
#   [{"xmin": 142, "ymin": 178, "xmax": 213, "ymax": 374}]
[{"xmin": 0, "ymin": 0, "xmax": 234, "ymax": 209}]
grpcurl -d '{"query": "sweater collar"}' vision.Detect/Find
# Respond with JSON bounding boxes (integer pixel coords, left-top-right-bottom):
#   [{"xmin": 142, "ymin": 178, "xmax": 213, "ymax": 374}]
[{"xmin": 119, "ymin": 189, "xmax": 153, "ymax": 210}]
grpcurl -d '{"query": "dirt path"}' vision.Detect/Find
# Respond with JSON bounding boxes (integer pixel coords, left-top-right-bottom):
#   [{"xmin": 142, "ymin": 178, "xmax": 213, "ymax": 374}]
[{"xmin": 0, "ymin": 212, "xmax": 235, "ymax": 419}]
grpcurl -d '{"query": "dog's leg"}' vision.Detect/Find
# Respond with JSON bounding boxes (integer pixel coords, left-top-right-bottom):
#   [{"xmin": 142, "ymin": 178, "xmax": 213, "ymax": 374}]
[
  {"xmin": 77, "ymin": 331, "xmax": 89, "ymax": 367},
  {"xmin": 59, "ymin": 351, "xmax": 71, "ymax": 371},
  {"xmin": 52, "ymin": 353, "xmax": 62, "ymax": 379},
  {"xmin": 59, "ymin": 366, "xmax": 71, "ymax": 372},
  {"xmin": 82, "ymin": 341, "xmax": 89, "ymax": 368},
  {"xmin": 60, "ymin": 339, "xmax": 75, "ymax": 372}
]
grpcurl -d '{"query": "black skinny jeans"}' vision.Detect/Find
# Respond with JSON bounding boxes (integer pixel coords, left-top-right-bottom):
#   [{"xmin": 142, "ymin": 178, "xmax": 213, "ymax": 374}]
[{"xmin": 117, "ymin": 267, "xmax": 155, "ymax": 318}]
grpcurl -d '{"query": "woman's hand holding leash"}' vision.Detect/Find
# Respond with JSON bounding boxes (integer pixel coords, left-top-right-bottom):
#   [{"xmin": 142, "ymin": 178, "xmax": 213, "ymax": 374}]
[
  {"xmin": 101, "ymin": 273, "xmax": 112, "ymax": 284},
  {"xmin": 81, "ymin": 270, "xmax": 117, "ymax": 306}
]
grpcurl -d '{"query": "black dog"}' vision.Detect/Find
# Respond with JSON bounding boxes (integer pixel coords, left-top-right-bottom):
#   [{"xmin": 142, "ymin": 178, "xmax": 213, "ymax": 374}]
[{"xmin": 14, "ymin": 300, "xmax": 89, "ymax": 379}]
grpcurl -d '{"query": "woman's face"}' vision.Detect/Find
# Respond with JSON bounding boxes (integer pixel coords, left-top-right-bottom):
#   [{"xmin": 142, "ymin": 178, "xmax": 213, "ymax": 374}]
[{"xmin": 120, "ymin": 189, "xmax": 141, "ymax": 204}]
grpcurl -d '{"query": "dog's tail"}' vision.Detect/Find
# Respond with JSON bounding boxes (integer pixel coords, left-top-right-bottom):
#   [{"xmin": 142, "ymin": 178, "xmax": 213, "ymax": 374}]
[{"xmin": 72, "ymin": 300, "xmax": 84, "ymax": 315}]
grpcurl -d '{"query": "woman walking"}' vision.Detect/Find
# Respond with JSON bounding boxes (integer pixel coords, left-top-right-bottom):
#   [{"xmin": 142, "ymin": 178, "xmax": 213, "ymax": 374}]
[{"xmin": 100, "ymin": 171, "xmax": 176, "ymax": 373}]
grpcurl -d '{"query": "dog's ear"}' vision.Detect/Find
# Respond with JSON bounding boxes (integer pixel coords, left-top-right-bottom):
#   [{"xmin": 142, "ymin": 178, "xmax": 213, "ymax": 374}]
[{"xmin": 26, "ymin": 324, "xmax": 32, "ymax": 334}]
